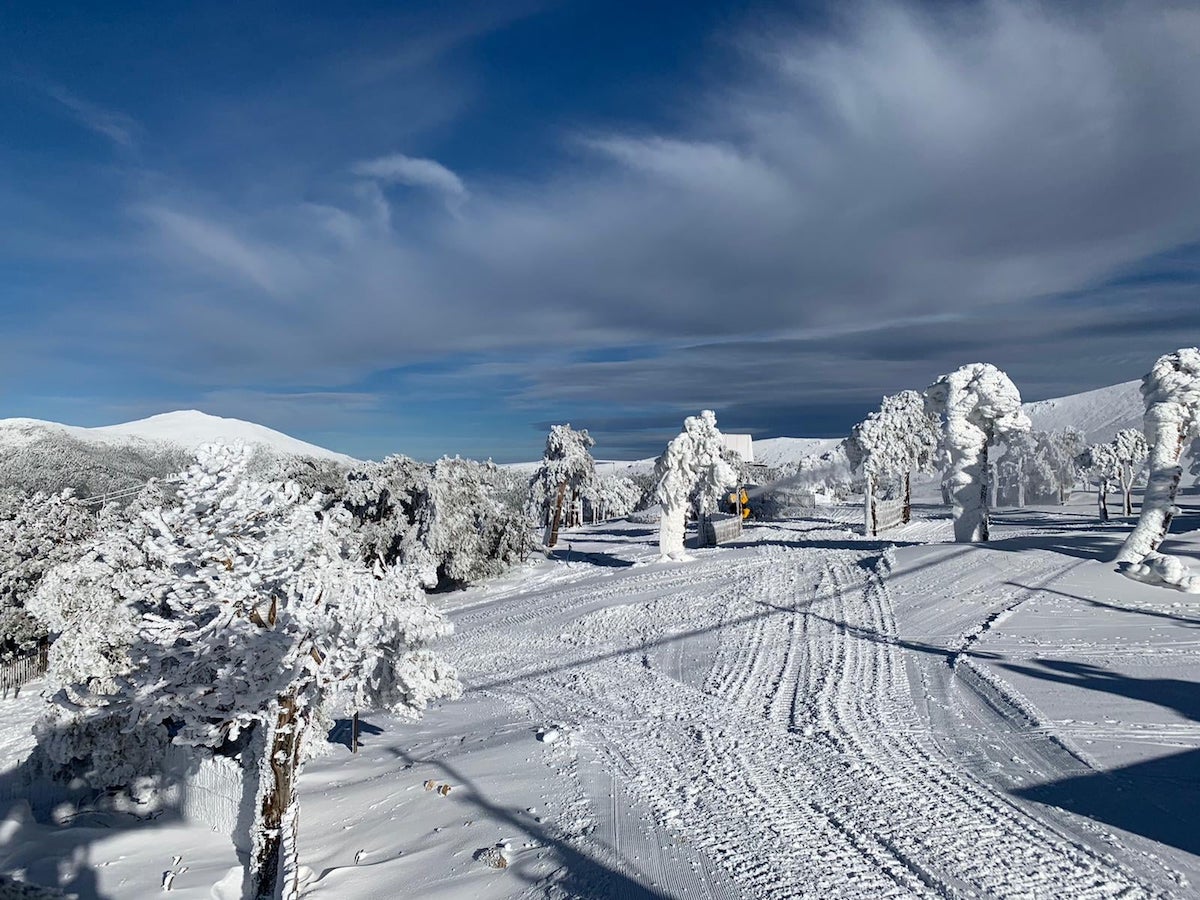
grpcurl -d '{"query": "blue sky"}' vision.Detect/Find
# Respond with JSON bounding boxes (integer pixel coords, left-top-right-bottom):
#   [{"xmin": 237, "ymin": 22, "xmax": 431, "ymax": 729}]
[{"xmin": 2, "ymin": 1, "xmax": 1199, "ymax": 462}]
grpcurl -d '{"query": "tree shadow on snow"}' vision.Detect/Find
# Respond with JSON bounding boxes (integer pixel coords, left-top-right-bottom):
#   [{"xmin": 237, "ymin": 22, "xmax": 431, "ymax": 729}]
[
  {"xmin": 1001, "ymin": 658, "xmax": 1200, "ymax": 856},
  {"xmin": 381, "ymin": 748, "xmax": 673, "ymax": 900},
  {"xmin": 1004, "ymin": 582, "xmax": 1200, "ymax": 628},
  {"xmin": 328, "ymin": 718, "xmax": 385, "ymax": 752}
]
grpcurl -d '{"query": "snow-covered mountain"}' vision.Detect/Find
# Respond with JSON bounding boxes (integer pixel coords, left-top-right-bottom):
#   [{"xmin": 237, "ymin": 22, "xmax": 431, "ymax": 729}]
[
  {"xmin": 0, "ymin": 410, "xmax": 355, "ymax": 499},
  {"xmin": 0, "ymin": 410, "xmax": 355, "ymax": 463}
]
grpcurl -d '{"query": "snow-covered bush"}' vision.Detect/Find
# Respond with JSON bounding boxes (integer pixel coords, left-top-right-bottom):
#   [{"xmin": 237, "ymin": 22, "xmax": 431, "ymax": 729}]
[
  {"xmin": 528, "ymin": 425, "xmax": 596, "ymax": 541},
  {"xmin": 35, "ymin": 443, "xmax": 460, "ymax": 897},
  {"xmin": 1116, "ymin": 348, "xmax": 1200, "ymax": 565},
  {"xmin": 925, "ymin": 364, "xmax": 1030, "ymax": 542},
  {"xmin": 655, "ymin": 410, "xmax": 736, "ymax": 559},
  {"xmin": 0, "ymin": 490, "xmax": 97, "ymax": 656},
  {"xmin": 844, "ymin": 390, "xmax": 940, "ymax": 533}
]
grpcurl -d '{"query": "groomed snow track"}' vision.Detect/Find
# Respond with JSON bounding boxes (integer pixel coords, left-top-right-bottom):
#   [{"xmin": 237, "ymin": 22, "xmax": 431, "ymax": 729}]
[{"xmin": 445, "ymin": 520, "xmax": 1175, "ymax": 899}]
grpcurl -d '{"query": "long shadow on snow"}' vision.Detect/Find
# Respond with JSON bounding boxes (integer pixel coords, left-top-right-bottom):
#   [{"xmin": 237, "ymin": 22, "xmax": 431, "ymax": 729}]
[
  {"xmin": 1004, "ymin": 582, "xmax": 1200, "ymax": 628},
  {"xmin": 1000, "ymin": 658, "xmax": 1200, "ymax": 856},
  {"xmin": 387, "ymin": 748, "xmax": 673, "ymax": 900},
  {"xmin": 550, "ymin": 547, "xmax": 635, "ymax": 568}
]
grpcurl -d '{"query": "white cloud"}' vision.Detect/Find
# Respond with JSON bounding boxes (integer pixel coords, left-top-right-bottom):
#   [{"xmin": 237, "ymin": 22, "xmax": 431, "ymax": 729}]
[{"xmin": 351, "ymin": 153, "xmax": 468, "ymax": 209}]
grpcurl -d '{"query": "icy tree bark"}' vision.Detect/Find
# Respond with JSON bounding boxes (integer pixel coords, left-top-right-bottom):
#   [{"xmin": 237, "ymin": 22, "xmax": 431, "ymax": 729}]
[
  {"xmin": 864, "ymin": 474, "xmax": 876, "ymax": 536},
  {"xmin": 1017, "ymin": 457, "xmax": 1026, "ymax": 508},
  {"xmin": 658, "ymin": 498, "xmax": 687, "ymax": 558},
  {"xmin": 1097, "ymin": 477, "xmax": 1110, "ymax": 523},
  {"xmin": 1115, "ymin": 349, "xmax": 1200, "ymax": 565},
  {"xmin": 1120, "ymin": 462, "xmax": 1134, "ymax": 516},
  {"xmin": 251, "ymin": 695, "xmax": 306, "ymax": 900},
  {"xmin": 1115, "ymin": 419, "xmax": 1186, "ymax": 563},
  {"xmin": 902, "ymin": 472, "xmax": 912, "ymax": 525}
]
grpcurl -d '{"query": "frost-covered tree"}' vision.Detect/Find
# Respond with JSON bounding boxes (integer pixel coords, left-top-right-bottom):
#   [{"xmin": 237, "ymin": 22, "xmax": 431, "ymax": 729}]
[
  {"xmin": 529, "ymin": 425, "xmax": 596, "ymax": 545},
  {"xmin": 588, "ymin": 473, "xmax": 643, "ymax": 523},
  {"xmin": 1115, "ymin": 349, "xmax": 1200, "ymax": 565},
  {"xmin": 35, "ymin": 444, "xmax": 460, "ymax": 898},
  {"xmin": 336, "ymin": 454, "xmax": 529, "ymax": 588},
  {"xmin": 656, "ymin": 410, "xmax": 737, "ymax": 559},
  {"xmin": 925, "ymin": 364, "xmax": 1030, "ymax": 543},
  {"xmin": 1111, "ymin": 428, "xmax": 1149, "ymax": 516},
  {"xmin": 1076, "ymin": 441, "xmax": 1121, "ymax": 522},
  {"xmin": 0, "ymin": 490, "xmax": 97, "ymax": 656},
  {"xmin": 844, "ymin": 390, "xmax": 940, "ymax": 534},
  {"xmin": 416, "ymin": 457, "xmax": 530, "ymax": 586}
]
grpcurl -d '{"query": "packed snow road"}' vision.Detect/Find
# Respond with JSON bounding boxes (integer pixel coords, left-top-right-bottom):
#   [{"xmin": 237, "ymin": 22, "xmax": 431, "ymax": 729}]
[{"xmin": 432, "ymin": 512, "xmax": 1194, "ymax": 899}]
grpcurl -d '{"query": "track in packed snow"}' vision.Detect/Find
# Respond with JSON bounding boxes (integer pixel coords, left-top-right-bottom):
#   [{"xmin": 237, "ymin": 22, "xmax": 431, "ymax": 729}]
[{"xmin": 445, "ymin": 518, "xmax": 1177, "ymax": 899}]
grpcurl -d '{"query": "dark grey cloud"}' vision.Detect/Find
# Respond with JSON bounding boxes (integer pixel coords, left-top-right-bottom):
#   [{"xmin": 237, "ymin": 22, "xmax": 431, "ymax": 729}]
[{"xmin": 6, "ymin": 0, "xmax": 1200, "ymax": 457}]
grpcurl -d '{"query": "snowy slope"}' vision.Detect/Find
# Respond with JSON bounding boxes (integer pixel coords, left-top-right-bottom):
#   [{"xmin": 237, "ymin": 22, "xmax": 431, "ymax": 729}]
[
  {"xmin": 1022, "ymin": 380, "xmax": 1143, "ymax": 445},
  {"xmin": 0, "ymin": 411, "xmax": 355, "ymax": 464}
]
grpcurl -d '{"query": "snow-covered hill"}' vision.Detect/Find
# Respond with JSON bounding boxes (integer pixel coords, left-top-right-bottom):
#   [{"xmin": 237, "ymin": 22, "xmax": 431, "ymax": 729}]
[
  {"xmin": 0, "ymin": 410, "xmax": 355, "ymax": 464},
  {"xmin": 1022, "ymin": 380, "xmax": 1143, "ymax": 446}
]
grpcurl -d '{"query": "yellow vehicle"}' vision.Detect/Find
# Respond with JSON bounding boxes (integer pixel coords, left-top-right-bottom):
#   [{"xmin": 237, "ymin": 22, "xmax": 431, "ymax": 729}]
[{"xmin": 726, "ymin": 487, "xmax": 752, "ymax": 519}]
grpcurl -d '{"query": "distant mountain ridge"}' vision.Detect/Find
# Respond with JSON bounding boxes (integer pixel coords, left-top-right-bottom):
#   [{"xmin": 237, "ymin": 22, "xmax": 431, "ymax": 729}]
[{"xmin": 0, "ymin": 410, "xmax": 355, "ymax": 463}]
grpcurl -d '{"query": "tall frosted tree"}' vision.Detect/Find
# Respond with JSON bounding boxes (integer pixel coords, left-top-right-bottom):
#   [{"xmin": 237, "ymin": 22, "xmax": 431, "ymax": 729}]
[
  {"xmin": 35, "ymin": 444, "xmax": 460, "ymax": 899},
  {"xmin": 529, "ymin": 424, "xmax": 596, "ymax": 546},
  {"xmin": 1115, "ymin": 349, "xmax": 1200, "ymax": 565},
  {"xmin": 844, "ymin": 390, "xmax": 941, "ymax": 535},
  {"xmin": 1111, "ymin": 427, "xmax": 1149, "ymax": 516},
  {"xmin": 925, "ymin": 363, "xmax": 1030, "ymax": 543},
  {"xmin": 1077, "ymin": 441, "xmax": 1121, "ymax": 522},
  {"xmin": 656, "ymin": 410, "xmax": 736, "ymax": 559}
]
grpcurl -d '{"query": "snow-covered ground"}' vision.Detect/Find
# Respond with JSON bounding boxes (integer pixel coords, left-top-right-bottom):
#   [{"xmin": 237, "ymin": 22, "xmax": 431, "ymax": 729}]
[{"xmin": 3, "ymin": 488, "xmax": 1199, "ymax": 898}]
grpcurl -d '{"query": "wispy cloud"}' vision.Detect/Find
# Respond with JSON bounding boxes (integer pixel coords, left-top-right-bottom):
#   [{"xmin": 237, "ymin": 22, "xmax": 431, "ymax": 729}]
[
  {"xmin": 41, "ymin": 82, "xmax": 138, "ymax": 149},
  {"xmin": 136, "ymin": 206, "xmax": 292, "ymax": 296},
  {"xmin": 351, "ymin": 153, "xmax": 468, "ymax": 210}
]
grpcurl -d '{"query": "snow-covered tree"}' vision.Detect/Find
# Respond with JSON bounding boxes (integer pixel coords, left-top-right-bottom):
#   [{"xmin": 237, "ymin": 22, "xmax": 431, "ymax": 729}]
[
  {"xmin": 35, "ymin": 444, "xmax": 460, "ymax": 898},
  {"xmin": 1076, "ymin": 441, "xmax": 1121, "ymax": 522},
  {"xmin": 415, "ymin": 457, "xmax": 530, "ymax": 586},
  {"xmin": 924, "ymin": 364, "xmax": 1030, "ymax": 542},
  {"xmin": 844, "ymin": 390, "xmax": 940, "ymax": 534},
  {"xmin": 0, "ymin": 490, "xmax": 97, "ymax": 656},
  {"xmin": 529, "ymin": 425, "xmax": 596, "ymax": 546},
  {"xmin": 587, "ymin": 473, "xmax": 643, "ymax": 523},
  {"xmin": 1115, "ymin": 349, "xmax": 1200, "ymax": 565},
  {"xmin": 656, "ymin": 410, "xmax": 737, "ymax": 560},
  {"xmin": 1111, "ymin": 427, "xmax": 1149, "ymax": 516}
]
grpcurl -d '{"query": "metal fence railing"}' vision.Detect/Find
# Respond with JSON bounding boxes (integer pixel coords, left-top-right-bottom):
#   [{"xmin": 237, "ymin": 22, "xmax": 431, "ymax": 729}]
[{"xmin": 1, "ymin": 639, "xmax": 49, "ymax": 698}]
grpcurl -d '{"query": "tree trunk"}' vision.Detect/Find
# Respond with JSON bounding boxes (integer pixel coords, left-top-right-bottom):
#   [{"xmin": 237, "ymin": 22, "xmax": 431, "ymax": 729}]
[
  {"xmin": 1098, "ymin": 478, "xmax": 1109, "ymax": 523},
  {"xmin": 1120, "ymin": 460, "xmax": 1134, "ymax": 516},
  {"xmin": 1116, "ymin": 419, "xmax": 1187, "ymax": 564},
  {"xmin": 1017, "ymin": 457, "xmax": 1026, "ymax": 508},
  {"xmin": 979, "ymin": 442, "xmax": 990, "ymax": 542},
  {"xmin": 546, "ymin": 482, "xmax": 567, "ymax": 548},
  {"xmin": 864, "ymin": 473, "xmax": 876, "ymax": 537},
  {"xmin": 988, "ymin": 460, "xmax": 998, "ymax": 510},
  {"xmin": 251, "ymin": 695, "xmax": 306, "ymax": 900},
  {"xmin": 902, "ymin": 471, "xmax": 912, "ymax": 524}
]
